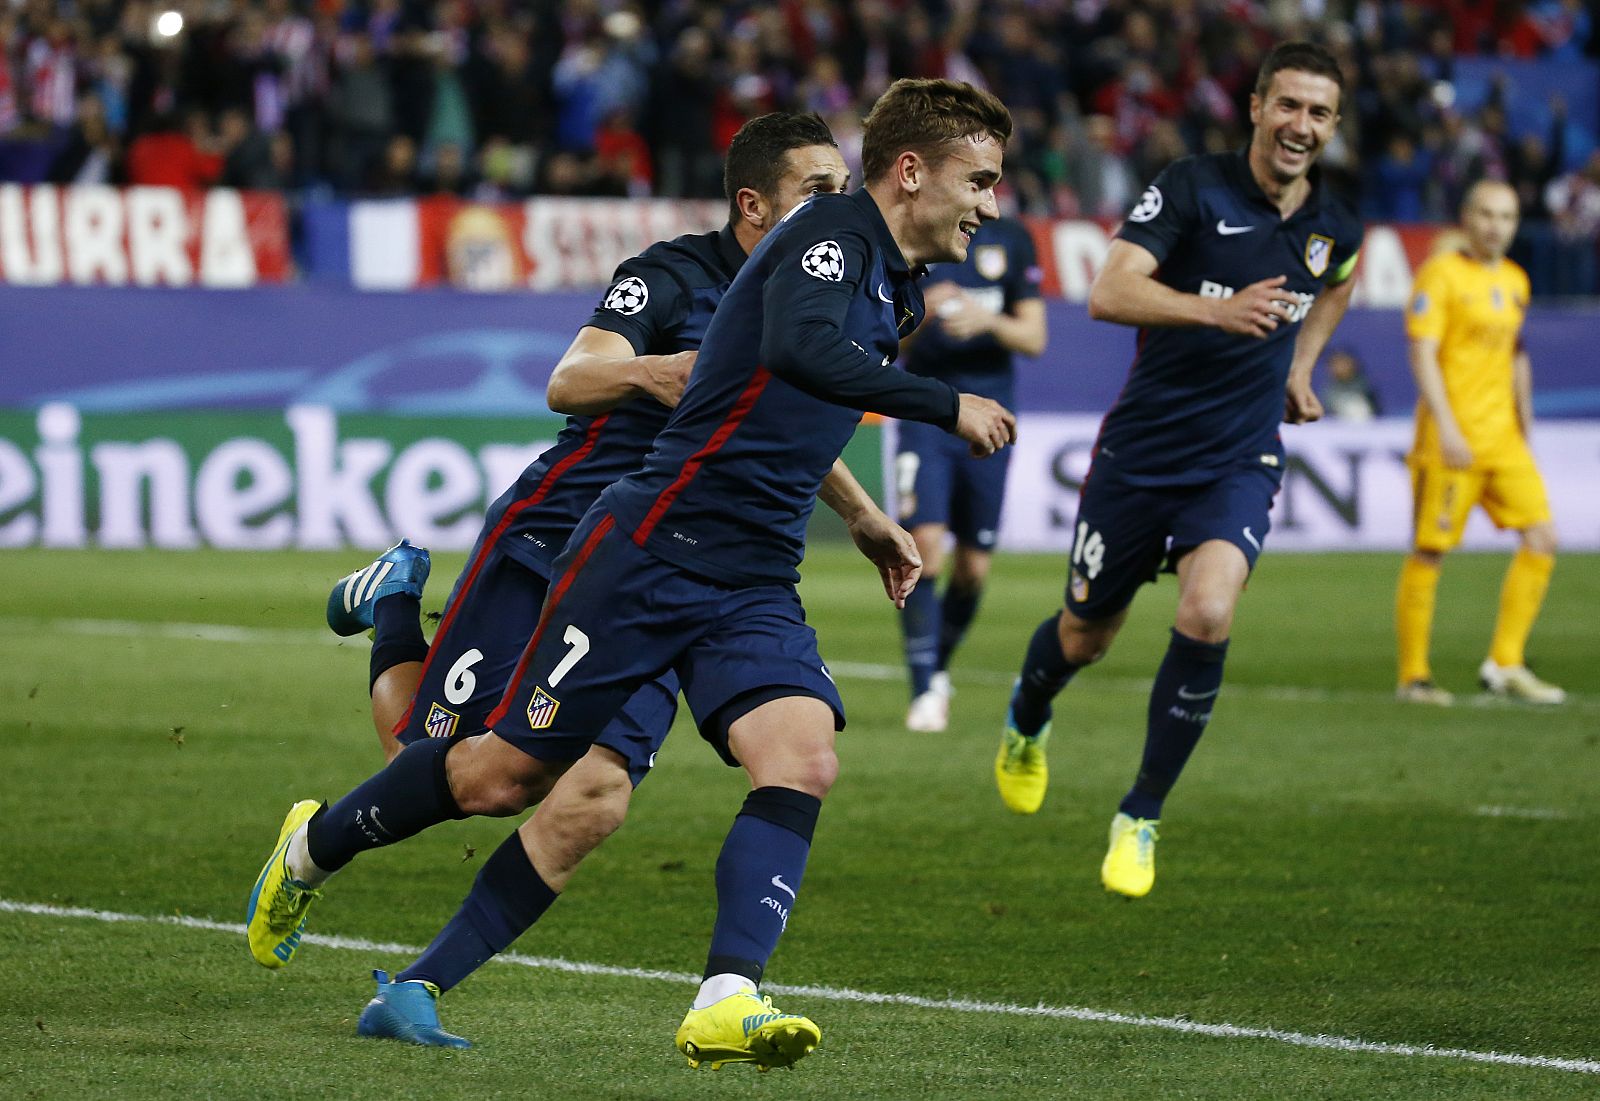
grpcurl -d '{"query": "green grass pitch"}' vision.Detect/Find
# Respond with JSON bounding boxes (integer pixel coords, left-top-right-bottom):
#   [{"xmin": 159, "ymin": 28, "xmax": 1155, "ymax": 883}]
[{"xmin": 1, "ymin": 546, "xmax": 1595, "ymax": 1099}]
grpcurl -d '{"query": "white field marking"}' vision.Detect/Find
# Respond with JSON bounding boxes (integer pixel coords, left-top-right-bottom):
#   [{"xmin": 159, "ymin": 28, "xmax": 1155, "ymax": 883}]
[
  {"xmin": 5, "ymin": 615, "xmax": 1597, "ymax": 714},
  {"xmin": 1, "ymin": 897, "xmax": 1596, "ymax": 1076},
  {"xmin": 1474, "ymin": 805, "xmax": 1573, "ymax": 821}
]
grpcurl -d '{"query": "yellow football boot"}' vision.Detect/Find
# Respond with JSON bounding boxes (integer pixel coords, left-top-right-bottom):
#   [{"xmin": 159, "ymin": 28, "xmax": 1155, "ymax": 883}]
[
  {"xmin": 246, "ymin": 799, "xmax": 323, "ymax": 968},
  {"xmin": 994, "ymin": 706, "xmax": 1050, "ymax": 814},
  {"xmin": 675, "ymin": 991, "xmax": 821, "ymax": 1071},
  {"xmin": 1101, "ymin": 812, "xmax": 1159, "ymax": 898}
]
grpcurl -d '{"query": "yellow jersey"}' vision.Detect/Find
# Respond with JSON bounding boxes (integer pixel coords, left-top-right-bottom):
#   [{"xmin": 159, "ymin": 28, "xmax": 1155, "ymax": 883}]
[{"xmin": 1403, "ymin": 250, "xmax": 1529, "ymax": 462}]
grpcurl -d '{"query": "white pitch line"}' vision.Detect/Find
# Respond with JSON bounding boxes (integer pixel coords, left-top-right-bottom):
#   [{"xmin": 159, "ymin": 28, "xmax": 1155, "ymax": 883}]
[
  {"xmin": 2, "ymin": 897, "xmax": 1596, "ymax": 1076},
  {"xmin": 5, "ymin": 615, "xmax": 1596, "ymax": 713},
  {"xmin": 1474, "ymin": 805, "xmax": 1573, "ymax": 821}
]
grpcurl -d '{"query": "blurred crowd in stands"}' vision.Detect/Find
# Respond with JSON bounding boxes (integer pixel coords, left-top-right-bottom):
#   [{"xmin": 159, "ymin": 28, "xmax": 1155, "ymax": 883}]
[{"xmin": 2, "ymin": 0, "xmax": 1599, "ymax": 294}]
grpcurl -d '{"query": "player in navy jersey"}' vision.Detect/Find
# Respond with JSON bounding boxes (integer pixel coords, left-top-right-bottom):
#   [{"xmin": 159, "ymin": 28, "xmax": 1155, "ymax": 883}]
[
  {"xmin": 251, "ymin": 114, "xmax": 871, "ymax": 1001},
  {"xmin": 995, "ymin": 42, "xmax": 1363, "ymax": 899},
  {"xmin": 895, "ymin": 216, "xmax": 1045, "ymax": 731},
  {"xmin": 246, "ymin": 83, "xmax": 1015, "ymax": 1066}
]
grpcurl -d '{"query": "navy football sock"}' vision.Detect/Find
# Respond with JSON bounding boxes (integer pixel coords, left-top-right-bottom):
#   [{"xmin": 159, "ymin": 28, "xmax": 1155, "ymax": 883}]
[
  {"xmin": 1009, "ymin": 612, "xmax": 1081, "ymax": 737},
  {"xmin": 936, "ymin": 580, "xmax": 982, "ymax": 671},
  {"xmin": 305, "ymin": 735, "xmax": 465, "ymax": 873},
  {"xmin": 369, "ymin": 593, "xmax": 428, "ymax": 693},
  {"xmin": 703, "ymin": 787, "xmax": 821, "ymax": 984},
  {"xmin": 900, "ymin": 579, "xmax": 940, "ymax": 697},
  {"xmin": 398, "ymin": 832, "xmax": 558, "ymax": 992},
  {"xmin": 1120, "ymin": 629, "xmax": 1229, "ymax": 820}
]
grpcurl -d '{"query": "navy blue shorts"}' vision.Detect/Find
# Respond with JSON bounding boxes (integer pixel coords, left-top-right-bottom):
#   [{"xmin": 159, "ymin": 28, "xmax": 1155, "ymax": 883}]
[
  {"xmin": 487, "ymin": 507, "xmax": 845, "ymax": 768},
  {"xmin": 1064, "ymin": 464, "xmax": 1280, "ymax": 621},
  {"xmin": 393, "ymin": 532, "xmax": 678, "ymax": 787},
  {"xmin": 895, "ymin": 419, "xmax": 1012, "ymax": 551}
]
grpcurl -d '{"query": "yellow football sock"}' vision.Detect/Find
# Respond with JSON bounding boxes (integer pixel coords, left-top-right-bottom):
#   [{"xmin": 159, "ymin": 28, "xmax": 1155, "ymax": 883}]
[
  {"xmin": 1489, "ymin": 548, "xmax": 1555, "ymax": 668},
  {"xmin": 1396, "ymin": 554, "xmax": 1442, "ymax": 685}
]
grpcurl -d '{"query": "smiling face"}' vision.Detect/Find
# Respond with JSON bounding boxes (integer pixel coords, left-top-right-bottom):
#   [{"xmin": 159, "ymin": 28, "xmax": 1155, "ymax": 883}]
[
  {"xmin": 1248, "ymin": 67, "xmax": 1341, "ymax": 187},
  {"xmin": 906, "ymin": 134, "xmax": 1003, "ymax": 265}
]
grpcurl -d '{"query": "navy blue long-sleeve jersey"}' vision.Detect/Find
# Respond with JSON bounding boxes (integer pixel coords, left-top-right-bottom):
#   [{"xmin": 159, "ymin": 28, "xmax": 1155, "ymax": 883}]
[
  {"xmin": 1096, "ymin": 151, "xmax": 1363, "ymax": 485},
  {"xmin": 483, "ymin": 225, "xmax": 747, "ymax": 576},
  {"xmin": 603, "ymin": 189, "xmax": 956, "ymax": 586},
  {"xmin": 904, "ymin": 217, "xmax": 1041, "ymax": 406}
]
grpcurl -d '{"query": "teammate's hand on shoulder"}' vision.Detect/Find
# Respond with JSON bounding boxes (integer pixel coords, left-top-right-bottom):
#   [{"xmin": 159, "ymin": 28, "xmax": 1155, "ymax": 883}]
[
  {"xmin": 1214, "ymin": 275, "xmax": 1298, "ymax": 339},
  {"xmin": 642, "ymin": 350, "xmax": 698, "ymax": 408},
  {"xmin": 955, "ymin": 393, "xmax": 1017, "ymax": 457},
  {"xmin": 1440, "ymin": 425, "xmax": 1474, "ymax": 471},
  {"xmin": 1284, "ymin": 377, "xmax": 1323, "ymax": 424}
]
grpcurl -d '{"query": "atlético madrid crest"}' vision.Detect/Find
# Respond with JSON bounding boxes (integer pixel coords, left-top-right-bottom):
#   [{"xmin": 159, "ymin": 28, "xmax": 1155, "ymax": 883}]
[
  {"xmin": 975, "ymin": 244, "xmax": 1007, "ymax": 281},
  {"xmin": 527, "ymin": 687, "xmax": 561, "ymax": 730},
  {"xmin": 424, "ymin": 701, "xmax": 459, "ymax": 739},
  {"xmin": 1305, "ymin": 234, "xmax": 1334, "ymax": 278}
]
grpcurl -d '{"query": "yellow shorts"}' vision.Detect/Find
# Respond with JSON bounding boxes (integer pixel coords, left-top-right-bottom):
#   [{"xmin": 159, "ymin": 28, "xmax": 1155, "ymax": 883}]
[{"xmin": 1410, "ymin": 449, "xmax": 1552, "ymax": 552}]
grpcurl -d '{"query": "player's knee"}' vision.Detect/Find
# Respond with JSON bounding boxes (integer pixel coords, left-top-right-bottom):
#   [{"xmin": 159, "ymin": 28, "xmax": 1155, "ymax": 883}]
[
  {"xmin": 1523, "ymin": 524, "xmax": 1558, "ymax": 556},
  {"xmin": 1175, "ymin": 597, "xmax": 1233, "ymax": 643},
  {"xmin": 1057, "ymin": 615, "xmax": 1114, "ymax": 665},
  {"xmin": 446, "ymin": 736, "xmax": 560, "ymax": 817}
]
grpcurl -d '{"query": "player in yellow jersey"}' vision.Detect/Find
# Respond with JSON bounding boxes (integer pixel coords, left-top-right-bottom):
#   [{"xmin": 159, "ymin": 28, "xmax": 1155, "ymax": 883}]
[{"xmin": 1396, "ymin": 179, "xmax": 1565, "ymax": 705}]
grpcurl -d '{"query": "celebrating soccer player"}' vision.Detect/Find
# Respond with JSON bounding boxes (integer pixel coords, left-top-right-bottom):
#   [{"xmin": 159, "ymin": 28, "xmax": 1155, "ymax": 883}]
[
  {"xmin": 253, "ymin": 112, "xmax": 895, "ymax": 1033},
  {"xmin": 247, "ymin": 81, "xmax": 1015, "ymax": 1068},
  {"xmin": 895, "ymin": 215, "xmax": 1046, "ymax": 732},
  {"xmin": 994, "ymin": 41, "xmax": 1362, "ymax": 899},
  {"xmin": 1395, "ymin": 180, "xmax": 1566, "ymax": 706}
]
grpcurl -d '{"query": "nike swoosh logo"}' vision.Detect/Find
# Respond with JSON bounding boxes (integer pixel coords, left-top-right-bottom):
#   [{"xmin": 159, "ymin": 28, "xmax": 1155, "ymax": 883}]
[
  {"xmin": 770, "ymin": 875, "xmax": 796, "ymax": 899},
  {"xmin": 1216, "ymin": 220, "xmax": 1255, "ymax": 236},
  {"xmin": 876, "ymin": 284, "xmax": 894, "ymax": 303},
  {"xmin": 1242, "ymin": 526, "xmax": 1262, "ymax": 552},
  {"xmin": 1176, "ymin": 686, "xmax": 1219, "ymax": 701}
]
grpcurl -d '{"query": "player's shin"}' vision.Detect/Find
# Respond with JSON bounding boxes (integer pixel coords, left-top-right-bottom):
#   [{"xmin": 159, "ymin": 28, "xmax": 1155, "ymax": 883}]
[
  {"xmin": 1489, "ymin": 547, "xmax": 1555, "ymax": 668},
  {"xmin": 696, "ymin": 786, "xmax": 820, "ymax": 1008},
  {"xmin": 936, "ymin": 580, "xmax": 983, "ymax": 671},
  {"xmin": 1396, "ymin": 554, "xmax": 1443, "ymax": 685},
  {"xmin": 899, "ymin": 582, "xmax": 940, "ymax": 698},
  {"xmin": 1009, "ymin": 613, "xmax": 1082, "ymax": 737},
  {"xmin": 1121, "ymin": 628, "xmax": 1228, "ymax": 819},
  {"xmin": 397, "ymin": 832, "xmax": 558, "ymax": 991},
  {"xmin": 370, "ymin": 593, "xmax": 428, "ymax": 693},
  {"xmin": 304, "ymin": 736, "xmax": 468, "ymax": 878}
]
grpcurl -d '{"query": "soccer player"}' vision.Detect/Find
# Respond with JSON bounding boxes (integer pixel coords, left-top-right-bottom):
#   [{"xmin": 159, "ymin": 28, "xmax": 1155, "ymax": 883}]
[
  {"xmin": 896, "ymin": 216, "xmax": 1046, "ymax": 732},
  {"xmin": 995, "ymin": 41, "xmax": 1362, "ymax": 899},
  {"xmin": 1395, "ymin": 180, "xmax": 1565, "ymax": 706},
  {"xmin": 249, "ymin": 79, "xmax": 1016, "ymax": 1066},
  {"xmin": 271, "ymin": 112, "xmax": 881, "ymax": 1018}
]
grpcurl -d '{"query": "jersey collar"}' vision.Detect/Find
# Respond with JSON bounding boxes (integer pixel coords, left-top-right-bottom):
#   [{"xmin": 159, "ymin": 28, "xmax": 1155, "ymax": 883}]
[
  {"xmin": 1228, "ymin": 147, "xmax": 1324, "ymax": 220},
  {"xmin": 849, "ymin": 188, "xmax": 922, "ymax": 278},
  {"xmin": 714, "ymin": 223, "xmax": 747, "ymax": 277}
]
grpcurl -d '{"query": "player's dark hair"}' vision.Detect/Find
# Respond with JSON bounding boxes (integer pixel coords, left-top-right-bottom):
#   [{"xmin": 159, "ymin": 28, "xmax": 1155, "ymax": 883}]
[
  {"xmin": 724, "ymin": 112, "xmax": 838, "ymax": 221},
  {"xmin": 1254, "ymin": 41, "xmax": 1345, "ymax": 105},
  {"xmin": 860, "ymin": 78, "xmax": 1012, "ymax": 184}
]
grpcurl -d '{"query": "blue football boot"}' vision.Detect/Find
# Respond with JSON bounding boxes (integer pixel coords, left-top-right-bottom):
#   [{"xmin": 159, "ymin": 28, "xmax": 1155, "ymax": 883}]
[
  {"xmin": 326, "ymin": 540, "xmax": 431, "ymax": 637},
  {"xmin": 356, "ymin": 970, "xmax": 472, "ymax": 1048}
]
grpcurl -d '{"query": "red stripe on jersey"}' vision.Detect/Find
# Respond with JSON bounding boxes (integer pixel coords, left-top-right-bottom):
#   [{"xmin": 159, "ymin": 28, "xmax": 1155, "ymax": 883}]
[
  {"xmin": 484, "ymin": 512, "xmax": 617, "ymax": 731},
  {"xmin": 392, "ymin": 414, "xmax": 611, "ymax": 736},
  {"xmin": 631, "ymin": 367, "xmax": 771, "ymax": 546}
]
